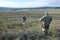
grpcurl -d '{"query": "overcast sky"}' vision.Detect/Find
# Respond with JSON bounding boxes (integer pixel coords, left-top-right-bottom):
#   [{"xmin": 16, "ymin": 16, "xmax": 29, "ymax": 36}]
[{"xmin": 0, "ymin": 0, "xmax": 60, "ymax": 8}]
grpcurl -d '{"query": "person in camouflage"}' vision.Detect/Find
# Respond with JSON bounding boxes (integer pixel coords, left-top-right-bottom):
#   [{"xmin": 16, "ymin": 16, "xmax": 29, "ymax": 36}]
[
  {"xmin": 22, "ymin": 16, "xmax": 27, "ymax": 28},
  {"xmin": 39, "ymin": 12, "xmax": 52, "ymax": 35},
  {"xmin": 23, "ymin": 16, "xmax": 26, "ymax": 22}
]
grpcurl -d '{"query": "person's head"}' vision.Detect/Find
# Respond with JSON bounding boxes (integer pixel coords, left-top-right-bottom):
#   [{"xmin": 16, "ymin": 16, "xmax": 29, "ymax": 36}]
[{"xmin": 45, "ymin": 12, "xmax": 49, "ymax": 16}]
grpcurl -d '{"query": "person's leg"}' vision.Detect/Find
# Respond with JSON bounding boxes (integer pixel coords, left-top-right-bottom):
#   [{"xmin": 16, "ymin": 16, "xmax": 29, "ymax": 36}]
[
  {"xmin": 42, "ymin": 25, "xmax": 48, "ymax": 35},
  {"xmin": 45, "ymin": 25, "xmax": 49, "ymax": 35},
  {"xmin": 44, "ymin": 29, "xmax": 48, "ymax": 35}
]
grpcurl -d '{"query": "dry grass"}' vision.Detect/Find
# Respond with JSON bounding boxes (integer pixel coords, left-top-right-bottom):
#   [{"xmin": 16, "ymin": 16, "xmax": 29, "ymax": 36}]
[{"xmin": 0, "ymin": 9, "xmax": 60, "ymax": 40}]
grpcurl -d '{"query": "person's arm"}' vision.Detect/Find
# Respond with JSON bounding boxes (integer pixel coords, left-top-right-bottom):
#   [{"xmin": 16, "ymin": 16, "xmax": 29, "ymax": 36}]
[
  {"xmin": 49, "ymin": 17, "xmax": 52, "ymax": 24},
  {"xmin": 38, "ymin": 16, "xmax": 45, "ymax": 21},
  {"xmin": 50, "ymin": 17, "xmax": 52, "ymax": 22},
  {"xmin": 35, "ymin": 16, "xmax": 45, "ymax": 23}
]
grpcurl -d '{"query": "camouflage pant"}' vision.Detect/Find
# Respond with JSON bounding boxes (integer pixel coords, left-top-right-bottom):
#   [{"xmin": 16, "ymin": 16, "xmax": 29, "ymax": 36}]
[{"xmin": 42, "ymin": 25, "xmax": 49, "ymax": 35}]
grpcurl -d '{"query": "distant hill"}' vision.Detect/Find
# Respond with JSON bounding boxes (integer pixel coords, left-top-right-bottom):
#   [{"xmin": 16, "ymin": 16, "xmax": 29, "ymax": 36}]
[
  {"xmin": 0, "ymin": 7, "xmax": 60, "ymax": 11},
  {"xmin": 0, "ymin": 7, "xmax": 18, "ymax": 11}
]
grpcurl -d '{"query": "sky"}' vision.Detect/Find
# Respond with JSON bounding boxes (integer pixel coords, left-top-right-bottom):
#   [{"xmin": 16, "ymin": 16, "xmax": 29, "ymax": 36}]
[{"xmin": 0, "ymin": 0, "xmax": 60, "ymax": 8}]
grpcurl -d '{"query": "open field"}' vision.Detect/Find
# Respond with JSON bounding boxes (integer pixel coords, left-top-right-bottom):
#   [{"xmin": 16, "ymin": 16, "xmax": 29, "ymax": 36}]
[{"xmin": 0, "ymin": 9, "xmax": 60, "ymax": 40}]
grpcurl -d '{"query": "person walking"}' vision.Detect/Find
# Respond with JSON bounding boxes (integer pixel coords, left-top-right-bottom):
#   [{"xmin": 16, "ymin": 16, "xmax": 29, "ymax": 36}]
[{"xmin": 39, "ymin": 12, "xmax": 52, "ymax": 35}]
